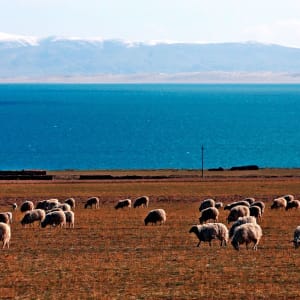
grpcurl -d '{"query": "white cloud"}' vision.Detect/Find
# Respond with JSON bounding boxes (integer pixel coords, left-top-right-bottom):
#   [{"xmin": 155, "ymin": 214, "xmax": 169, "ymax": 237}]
[{"xmin": 0, "ymin": 32, "xmax": 39, "ymax": 46}]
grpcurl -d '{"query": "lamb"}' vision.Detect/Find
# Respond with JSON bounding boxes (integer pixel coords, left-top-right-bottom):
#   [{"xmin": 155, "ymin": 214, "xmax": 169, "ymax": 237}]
[
  {"xmin": 12, "ymin": 203, "xmax": 17, "ymax": 211},
  {"xmin": 84, "ymin": 197, "xmax": 100, "ymax": 209},
  {"xmin": 224, "ymin": 200, "xmax": 250, "ymax": 211},
  {"xmin": 64, "ymin": 198, "xmax": 76, "ymax": 210},
  {"xmin": 0, "ymin": 213, "xmax": 10, "ymax": 224},
  {"xmin": 291, "ymin": 226, "xmax": 300, "ymax": 249},
  {"xmin": 286, "ymin": 200, "xmax": 300, "ymax": 211},
  {"xmin": 20, "ymin": 200, "xmax": 34, "ymax": 213},
  {"xmin": 144, "ymin": 209, "xmax": 166, "ymax": 225},
  {"xmin": 133, "ymin": 196, "xmax": 149, "ymax": 208},
  {"xmin": 249, "ymin": 205, "xmax": 262, "ymax": 221},
  {"xmin": 227, "ymin": 205, "xmax": 250, "ymax": 223},
  {"xmin": 0, "ymin": 223, "xmax": 11, "ymax": 249},
  {"xmin": 189, "ymin": 223, "xmax": 228, "ymax": 247},
  {"xmin": 251, "ymin": 201, "xmax": 265, "ymax": 214},
  {"xmin": 115, "ymin": 199, "xmax": 131, "ymax": 210},
  {"xmin": 199, "ymin": 199, "xmax": 215, "ymax": 212},
  {"xmin": 199, "ymin": 207, "xmax": 219, "ymax": 224},
  {"xmin": 231, "ymin": 223, "xmax": 263, "ymax": 251},
  {"xmin": 21, "ymin": 209, "xmax": 46, "ymax": 227},
  {"xmin": 229, "ymin": 216, "xmax": 257, "ymax": 238},
  {"xmin": 64, "ymin": 211, "xmax": 75, "ymax": 228},
  {"xmin": 41, "ymin": 211, "xmax": 66, "ymax": 228},
  {"xmin": 271, "ymin": 197, "xmax": 287, "ymax": 209}
]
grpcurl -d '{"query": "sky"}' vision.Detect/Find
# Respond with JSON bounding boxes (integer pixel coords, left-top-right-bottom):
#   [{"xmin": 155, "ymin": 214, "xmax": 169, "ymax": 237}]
[{"xmin": 1, "ymin": 0, "xmax": 300, "ymax": 47}]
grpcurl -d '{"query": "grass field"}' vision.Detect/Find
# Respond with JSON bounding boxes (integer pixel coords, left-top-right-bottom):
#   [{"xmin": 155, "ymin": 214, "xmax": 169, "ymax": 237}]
[{"xmin": 0, "ymin": 171, "xmax": 300, "ymax": 299}]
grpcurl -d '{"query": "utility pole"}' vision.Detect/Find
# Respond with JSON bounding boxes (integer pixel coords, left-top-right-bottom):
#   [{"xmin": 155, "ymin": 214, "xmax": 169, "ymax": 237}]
[{"xmin": 201, "ymin": 145, "xmax": 204, "ymax": 178}]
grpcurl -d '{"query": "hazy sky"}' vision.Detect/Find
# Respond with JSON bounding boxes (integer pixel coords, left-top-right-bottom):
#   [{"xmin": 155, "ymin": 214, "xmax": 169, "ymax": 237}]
[{"xmin": 2, "ymin": 0, "xmax": 300, "ymax": 47}]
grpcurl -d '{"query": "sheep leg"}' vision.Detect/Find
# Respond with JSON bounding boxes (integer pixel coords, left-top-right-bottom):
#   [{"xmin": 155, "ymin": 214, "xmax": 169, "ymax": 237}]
[{"xmin": 253, "ymin": 239, "xmax": 258, "ymax": 250}]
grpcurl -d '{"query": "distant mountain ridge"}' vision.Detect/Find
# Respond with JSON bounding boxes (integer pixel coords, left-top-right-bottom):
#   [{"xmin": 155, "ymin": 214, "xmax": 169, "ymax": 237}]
[{"xmin": 1, "ymin": 33, "xmax": 300, "ymax": 80}]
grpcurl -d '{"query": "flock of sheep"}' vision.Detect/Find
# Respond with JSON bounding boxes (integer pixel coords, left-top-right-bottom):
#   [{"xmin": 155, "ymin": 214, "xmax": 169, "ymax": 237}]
[
  {"xmin": 0, "ymin": 193, "xmax": 299, "ymax": 251},
  {"xmin": 191, "ymin": 194, "xmax": 300, "ymax": 250}
]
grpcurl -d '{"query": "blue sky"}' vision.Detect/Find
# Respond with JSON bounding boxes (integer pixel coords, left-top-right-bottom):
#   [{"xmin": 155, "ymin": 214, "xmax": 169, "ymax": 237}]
[{"xmin": 1, "ymin": 0, "xmax": 300, "ymax": 47}]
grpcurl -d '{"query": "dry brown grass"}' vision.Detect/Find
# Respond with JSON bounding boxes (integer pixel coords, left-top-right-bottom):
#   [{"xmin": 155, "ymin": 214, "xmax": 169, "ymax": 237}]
[{"xmin": 0, "ymin": 175, "xmax": 300, "ymax": 299}]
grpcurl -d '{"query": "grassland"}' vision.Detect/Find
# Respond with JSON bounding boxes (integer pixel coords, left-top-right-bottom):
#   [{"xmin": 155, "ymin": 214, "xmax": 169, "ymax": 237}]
[{"xmin": 0, "ymin": 170, "xmax": 300, "ymax": 299}]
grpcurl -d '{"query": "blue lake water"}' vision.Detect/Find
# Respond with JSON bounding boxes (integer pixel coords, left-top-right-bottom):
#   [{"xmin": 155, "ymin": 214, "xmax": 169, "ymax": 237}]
[{"xmin": 0, "ymin": 83, "xmax": 300, "ymax": 170}]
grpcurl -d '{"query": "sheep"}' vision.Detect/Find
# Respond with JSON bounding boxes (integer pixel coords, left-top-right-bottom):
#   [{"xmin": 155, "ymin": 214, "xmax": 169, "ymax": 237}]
[
  {"xmin": 215, "ymin": 202, "xmax": 223, "ymax": 209},
  {"xmin": 231, "ymin": 223, "xmax": 263, "ymax": 251},
  {"xmin": 20, "ymin": 200, "xmax": 34, "ymax": 213},
  {"xmin": 224, "ymin": 200, "xmax": 250, "ymax": 211},
  {"xmin": 64, "ymin": 198, "xmax": 76, "ymax": 210},
  {"xmin": 41, "ymin": 211, "xmax": 66, "ymax": 228},
  {"xmin": 84, "ymin": 197, "xmax": 99, "ymax": 209},
  {"xmin": 286, "ymin": 200, "xmax": 300, "ymax": 211},
  {"xmin": 199, "ymin": 207, "xmax": 219, "ymax": 224},
  {"xmin": 251, "ymin": 201, "xmax": 265, "ymax": 214},
  {"xmin": 291, "ymin": 226, "xmax": 300, "ymax": 249},
  {"xmin": 189, "ymin": 223, "xmax": 228, "ymax": 247},
  {"xmin": 133, "ymin": 196, "xmax": 149, "ymax": 208},
  {"xmin": 64, "ymin": 211, "xmax": 75, "ymax": 228},
  {"xmin": 0, "ymin": 213, "xmax": 10, "ymax": 224},
  {"xmin": 227, "ymin": 205, "xmax": 250, "ymax": 224},
  {"xmin": 115, "ymin": 199, "xmax": 131, "ymax": 210},
  {"xmin": 1, "ymin": 212, "xmax": 12, "ymax": 224},
  {"xmin": 0, "ymin": 223, "xmax": 11, "ymax": 249},
  {"xmin": 249, "ymin": 205, "xmax": 262, "ymax": 221},
  {"xmin": 283, "ymin": 194, "xmax": 294, "ymax": 202},
  {"xmin": 199, "ymin": 199, "xmax": 215, "ymax": 212},
  {"xmin": 21, "ymin": 209, "xmax": 46, "ymax": 227},
  {"xmin": 229, "ymin": 216, "xmax": 257, "ymax": 238},
  {"xmin": 271, "ymin": 197, "xmax": 287, "ymax": 209},
  {"xmin": 55, "ymin": 203, "xmax": 71, "ymax": 211},
  {"xmin": 243, "ymin": 197, "xmax": 255, "ymax": 205},
  {"xmin": 36, "ymin": 199, "xmax": 60, "ymax": 211},
  {"xmin": 144, "ymin": 209, "xmax": 166, "ymax": 225},
  {"xmin": 12, "ymin": 203, "xmax": 17, "ymax": 211}
]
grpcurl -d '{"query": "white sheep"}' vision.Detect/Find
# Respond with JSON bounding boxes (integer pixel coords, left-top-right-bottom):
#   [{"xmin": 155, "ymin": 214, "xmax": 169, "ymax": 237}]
[
  {"xmin": 64, "ymin": 211, "xmax": 75, "ymax": 228},
  {"xmin": 291, "ymin": 226, "xmax": 300, "ymax": 249},
  {"xmin": 144, "ymin": 209, "xmax": 166, "ymax": 225},
  {"xmin": 271, "ymin": 197, "xmax": 287, "ymax": 209},
  {"xmin": 133, "ymin": 196, "xmax": 149, "ymax": 208},
  {"xmin": 36, "ymin": 199, "xmax": 59, "ymax": 210},
  {"xmin": 189, "ymin": 223, "xmax": 228, "ymax": 247},
  {"xmin": 0, "ymin": 222, "xmax": 11, "ymax": 249},
  {"xmin": 64, "ymin": 198, "xmax": 76, "ymax": 210},
  {"xmin": 0, "ymin": 213, "xmax": 9, "ymax": 224},
  {"xmin": 229, "ymin": 216, "xmax": 257, "ymax": 238},
  {"xmin": 249, "ymin": 205, "xmax": 262, "ymax": 221},
  {"xmin": 227, "ymin": 205, "xmax": 250, "ymax": 223},
  {"xmin": 84, "ymin": 197, "xmax": 100, "ymax": 209},
  {"xmin": 231, "ymin": 223, "xmax": 262, "ymax": 251},
  {"xmin": 115, "ymin": 199, "xmax": 131, "ymax": 210},
  {"xmin": 20, "ymin": 200, "xmax": 34, "ymax": 213},
  {"xmin": 56, "ymin": 203, "xmax": 71, "ymax": 211},
  {"xmin": 2, "ymin": 212, "xmax": 12, "ymax": 224},
  {"xmin": 243, "ymin": 197, "xmax": 255, "ymax": 205},
  {"xmin": 215, "ymin": 202, "xmax": 223, "ymax": 209},
  {"xmin": 41, "ymin": 211, "xmax": 66, "ymax": 228},
  {"xmin": 283, "ymin": 194, "xmax": 294, "ymax": 202},
  {"xmin": 199, "ymin": 199, "xmax": 215, "ymax": 212},
  {"xmin": 199, "ymin": 207, "xmax": 219, "ymax": 224},
  {"xmin": 224, "ymin": 200, "xmax": 250, "ymax": 211},
  {"xmin": 251, "ymin": 201, "xmax": 265, "ymax": 214},
  {"xmin": 286, "ymin": 200, "xmax": 300, "ymax": 211},
  {"xmin": 21, "ymin": 209, "xmax": 46, "ymax": 227}
]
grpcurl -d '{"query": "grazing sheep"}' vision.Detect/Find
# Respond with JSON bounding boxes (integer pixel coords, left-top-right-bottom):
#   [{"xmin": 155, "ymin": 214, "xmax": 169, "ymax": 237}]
[
  {"xmin": 36, "ymin": 199, "xmax": 60, "ymax": 211},
  {"xmin": 189, "ymin": 223, "xmax": 228, "ymax": 247},
  {"xmin": 64, "ymin": 211, "xmax": 75, "ymax": 228},
  {"xmin": 231, "ymin": 223, "xmax": 263, "ymax": 251},
  {"xmin": 12, "ymin": 203, "xmax": 17, "ymax": 211},
  {"xmin": 229, "ymin": 216, "xmax": 257, "ymax": 238},
  {"xmin": 249, "ymin": 205, "xmax": 262, "ymax": 221},
  {"xmin": 215, "ymin": 202, "xmax": 223, "ymax": 209},
  {"xmin": 144, "ymin": 209, "xmax": 166, "ymax": 225},
  {"xmin": 271, "ymin": 197, "xmax": 287, "ymax": 209},
  {"xmin": 243, "ymin": 197, "xmax": 255, "ymax": 205},
  {"xmin": 227, "ymin": 205, "xmax": 250, "ymax": 224},
  {"xmin": 20, "ymin": 200, "xmax": 34, "ymax": 213},
  {"xmin": 291, "ymin": 226, "xmax": 300, "ymax": 249},
  {"xmin": 0, "ymin": 223, "xmax": 11, "ymax": 249},
  {"xmin": 199, "ymin": 207, "xmax": 219, "ymax": 224},
  {"xmin": 21, "ymin": 209, "xmax": 46, "ymax": 227},
  {"xmin": 286, "ymin": 200, "xmax": 300, "ymax": 211},
  {"xmin": 56, "ymin": 203, "xmax": 71, "ymax": 211},
  {"xmin": 133, "ymin": 196, "xmax": 149, "ymax": 208},
  {"xmin": 199, "ymin": 199, "xmax": 215, "ymax": 212},
  {"xmin": 224, "ymin": 200, "xmax": 250, "ymax": 211},
  {"xmin": 0, "ymin": 213, "xmax": 10, "ymax": 224},
  {"xmin": 64, "ymin": 198, "xmax": 76, "ymax": 210},
  {"xmin": 41, "ymin": 211, "xmax": 66, "ymax": 228},
  {"xmin": 283, "ymin": 194, "xmax": 294, "ymax": 202},
  {"xmin": 84, "ymin": 197, "xmax": 100, "ymax": 209},
  {"xmin": 2, "ymin": 212, "xmax": 12, "ymax": 224},
  {"xmin": 115, "ymin": 199, "xmax": 131, "ymax": 210},
  {"xmin": 251, "ymin": 201, "xmax": 265, "ymax": 214}
]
